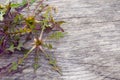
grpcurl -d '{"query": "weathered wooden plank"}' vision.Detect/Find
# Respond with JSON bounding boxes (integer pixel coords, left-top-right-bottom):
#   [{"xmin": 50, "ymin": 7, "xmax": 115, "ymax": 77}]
[{"xmin": 0, "ymin": 0, "xmax": 120, "ymax": 80}]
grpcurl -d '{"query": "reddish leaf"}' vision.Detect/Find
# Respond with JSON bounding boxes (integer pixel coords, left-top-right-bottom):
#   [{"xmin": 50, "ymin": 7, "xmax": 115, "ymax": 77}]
[{"xmin": 52, "ymin": 22, "xmax": 64, "ymax": 32}]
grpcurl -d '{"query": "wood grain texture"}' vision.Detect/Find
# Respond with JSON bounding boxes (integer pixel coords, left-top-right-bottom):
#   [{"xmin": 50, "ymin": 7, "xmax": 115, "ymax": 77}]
[{"xmin": 0, "ymin": 0, "xmax": 120, "ymax": 80}]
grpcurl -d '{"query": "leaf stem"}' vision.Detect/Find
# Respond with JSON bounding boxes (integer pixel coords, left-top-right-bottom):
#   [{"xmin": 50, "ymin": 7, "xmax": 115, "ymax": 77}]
[{"xmin": 39, "ymin": 28, "xmax": 44, "ymax": 40}]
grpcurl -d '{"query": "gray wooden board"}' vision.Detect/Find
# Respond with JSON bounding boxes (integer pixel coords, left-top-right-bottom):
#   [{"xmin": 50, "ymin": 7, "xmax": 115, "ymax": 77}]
[{"xmin": 0, "ymin": 0, "xmax": 120, "ymax": 80}]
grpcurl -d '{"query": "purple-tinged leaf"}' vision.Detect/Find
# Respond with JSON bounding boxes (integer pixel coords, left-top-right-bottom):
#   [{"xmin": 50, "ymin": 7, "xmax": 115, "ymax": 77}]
[{"xmin": 15, "ymin": 3, "xmax": 28, "ymax": 12}]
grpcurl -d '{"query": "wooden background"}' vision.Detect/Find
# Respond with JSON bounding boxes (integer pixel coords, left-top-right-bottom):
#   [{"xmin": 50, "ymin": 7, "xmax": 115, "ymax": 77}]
[{"xmin": 0, "ymin": 0, "xmax": 120, "ymax": 80}]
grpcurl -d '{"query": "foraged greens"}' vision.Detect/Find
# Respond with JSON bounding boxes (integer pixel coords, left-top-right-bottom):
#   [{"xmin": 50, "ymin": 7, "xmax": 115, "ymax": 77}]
[{"xmin": 0, "ymin": 0, "xmax": 65, "ymax": 75}]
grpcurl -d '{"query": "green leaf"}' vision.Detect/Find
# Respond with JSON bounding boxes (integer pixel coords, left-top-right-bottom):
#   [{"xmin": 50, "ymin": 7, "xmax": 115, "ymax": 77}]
[
  {"xmin": 48, "ymin": 44, "xmax": 53, "ymax": 49},
  {"xmin": 22, "ymin": 0, "xmax": 35, "ymax": 5},
  {"xmin": 49, "ymin": 59, "xmax": 56, "ymax": 66},
  {"xmin": 56, "ymin": 21, "xmax": 66, "ymax": 25},
  {"xmin": 33, "ymin": 63, "xmax": 39, "ymax": 71},
  {"xmin": 21, "ymin": 0, "xmax": 27, "ymax": 6},
  {"xmin": 30, "ymin": 25, "xmax": 35, "ymax": 29},
  {"xmin": 7, "ymin": 44, "xmax": 15, "ymax": 52},
  {"xmin": 0, "ymin": 11, "xmax": 4, "ymax": 21},
  {"xmin": 18, "ymin": 27, "xmax": 31, "ymax": 34},
  {"xmin": 16, "ymin": 42, "xmax": 23, "ymax": 50},
  {"xmin": 30, "ymin": 0, "xmax": 36, "ymax": 4},
  {"xmin": 10, "ymin": 0, "xmax": 35, "ymax": 8},
  {"xmin": 49, "ymin": 31, "xmax": 65, "ymax": 40},
  {"xmin": 13, "ymin": 14, "xmax": 23, "ymax": 24},
  {"xmin": 10, "ymin": 3, "xmax": 21, "ymax": 8},
  {"xmin": 44, "ymin": 43, "xmax": 53, "ymax": 49},
  {"xmin": 11, "ymin": 62, "xmax": 18, "ymax": 71},
  {"xmin": 22, "ymin": 0, "xmax": 27, "ymax": 4}
]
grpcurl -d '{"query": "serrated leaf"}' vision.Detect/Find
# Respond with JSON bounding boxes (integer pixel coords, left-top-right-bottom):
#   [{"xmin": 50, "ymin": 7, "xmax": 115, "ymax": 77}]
[
  {"xmin": 22, "ymin": 0, "xmax": 35, "ymax": 5},
  {"xmin": 10, "ymin": 3, "xmax": 21, "ymax": 8},
  {"xmin": 33, "ymin": 63, "xmax": 39, "ymax": 71},
  {"xmin": 49, "ymin": 59, "xmax": 56, "ymax": 66},
  {"xmin": 14, "ymin": 14, "xmax": 23, "ymax": 23},
  {"xmin": 48, "ymin": 44, "xmax": 52, "ymax": 49},
  {"xmin": 11, "ymin": 62, "xmax": 18, "ymax": 71},
  {"xmin": 7, "ymin": 44, "xmax": 15, "ymax": 52},
  {"xmin": 16, "ymin": 42, "xmax": 23, "ymax": 50},
  {"xmin": 30, "ymin": 25, "xmax": 35, "ymax": 29},
  {"xmin": 19, "ymin": 27, "xmax": 31, "ymax": 34},
  {"xmin": 49, "ymin": 31, "xmax": 65, "ymax": 40},
  {"xmin": 44, "ymin": 43, "xmax": 53, "ymax": 49}
]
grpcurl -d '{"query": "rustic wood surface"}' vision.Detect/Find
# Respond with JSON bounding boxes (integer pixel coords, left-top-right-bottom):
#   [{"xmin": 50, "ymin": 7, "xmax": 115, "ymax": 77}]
[{"xmin": 0, "ymin": 0, "xmax": 120, "ymax": 80}]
